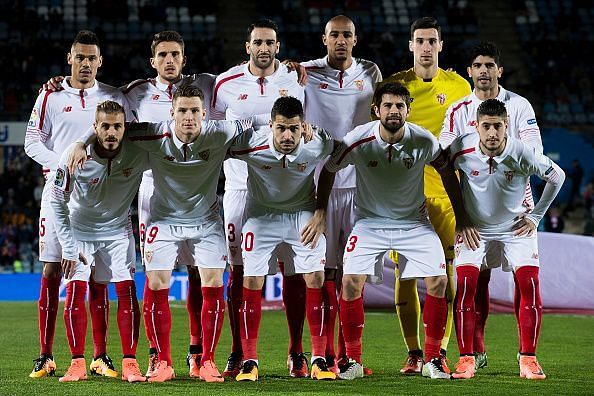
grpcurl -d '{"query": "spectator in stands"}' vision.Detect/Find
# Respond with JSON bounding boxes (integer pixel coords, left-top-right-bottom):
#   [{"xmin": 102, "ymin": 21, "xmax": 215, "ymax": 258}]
[
  {"xmin": 565, "ymin": 159, "xmax": 584, "ymax": 212},
  {"xmin": 544, "ymin": 207, "xmax": 565, "ymax": 233}
]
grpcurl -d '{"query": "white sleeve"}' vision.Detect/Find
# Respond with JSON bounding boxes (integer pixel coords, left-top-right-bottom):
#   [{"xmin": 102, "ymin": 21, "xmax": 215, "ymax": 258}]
[
  {"xmin": 516, "ymin": 99, "xmax": 543, "ymax": 153},
  {"xmin": 50, "ymin": 149, "xmax": 78, "ymax": 260},
  {"xmin": 439, "ymin": 103, "xmax": 459, "ymax": 148},
  {"xmin": 425, "ymin": 133, "xmax": 442, "ymax": 163},
  {"xmin": 24, "ymin": 91, "xmax": 60, "ymax": 169}
]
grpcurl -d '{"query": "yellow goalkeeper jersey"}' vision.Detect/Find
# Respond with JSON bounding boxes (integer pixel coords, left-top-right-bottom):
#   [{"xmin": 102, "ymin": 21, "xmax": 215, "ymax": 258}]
[{"xmin": 381, "ymin": 67, "xmax": 471, "ymax": 198}]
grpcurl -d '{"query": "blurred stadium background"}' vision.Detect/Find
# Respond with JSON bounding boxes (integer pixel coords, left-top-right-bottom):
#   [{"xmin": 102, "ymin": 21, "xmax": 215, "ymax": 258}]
[{"xmin": 0, "ymin": 0, "xmax": 592, "ymax": 306}]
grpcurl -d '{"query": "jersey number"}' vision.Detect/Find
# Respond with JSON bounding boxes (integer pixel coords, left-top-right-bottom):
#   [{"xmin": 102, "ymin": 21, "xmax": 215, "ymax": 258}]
[
  {"xmin": 146, "ymin": 226, "xmax": 159, "ymax": 244},
  {"xmin": 140, "ymin": 223, "xmax": 146, "ymax": 243},
  {"xmin": 39, "ymin": 218, "xmax": 46, "ymax": 237},
  {"xmin": 346, "ymin": 235, "xmax": 358, "ymax": 252},
  {"xmin": 244, "ymin": 232, "xmax": 255, "ymax": 252}
]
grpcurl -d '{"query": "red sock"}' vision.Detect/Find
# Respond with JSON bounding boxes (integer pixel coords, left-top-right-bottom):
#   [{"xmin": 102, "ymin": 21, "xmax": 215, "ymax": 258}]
[
  {"xmin": 282, "ymin": 270, "xmax": 306, "ymax": 354},
  {"xmin": 64, "ymin": 280, "xmax": 88, "ymax": 357},
  {"xmin": 322, "ymin": 280, "xmax": 338, "ymax": 358},
  {"xmin": 143, "ymin": 288, "xmax": 172, "ymax": 365},
  {"xmin": 89, "ymin": 280, "xmax": 108, "ymax": 358},
  {"xmin": 423, "ymin": 294, "xmax": 447, "ymax": 361},
  {"xmin": 227, "ymin": 266, "xmax": 244, "ymax": 355},
  {"xmin": 306, "ymin": 287, "xmax": 326, "ymax": 358},
  {"xmin": 473, "ymin": 270, "xmax": 491, "ymax": 353},
  {"xmin": 38, "ymin": 276, "xmax": 60, "ymax": 355},
  {"xmin": 513, "ymin": 272, "xmax": 522, "ymax": 351},
  {"xmin": 454, "ymin": 266, "xmax": 479, "ymax": 355},
  {"xmin": 336, "ymin": 289, "xmax": 347, "ymax": 359},
  {"xmin": 115, "ymin": 280, "xmax": 140, "ymax": 357},
  {"xmin": 515, "ymin": 266, "xmax": 542, "ymax": 355},
  {"xmin": 143, "ymin": 281, "xmax": 155, "ymax": 350},
  {"xmin": 200, "ymin": 286, "xmax": 225, "ymax": 365},
  {"xmin": 186, "ymin": 273, "xmax": 203, "ymax": 349},
  {"xmin": 339, "ymin": 296, "xmax": 364, "ymax": 363},
  {"xmin": 239, "ymin": 287, "xmax": 262, "ymax": 361}
]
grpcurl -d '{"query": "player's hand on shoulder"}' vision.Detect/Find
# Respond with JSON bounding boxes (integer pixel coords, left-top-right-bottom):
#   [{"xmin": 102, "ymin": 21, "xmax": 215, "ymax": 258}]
[
  {"xmin": 67, "ymin": 142, "xmax": 89, "ymax": 174},
  {"xmin": 282, "ymin": 59, "xmax": 308, "ymax": 86},
  {"xmin": 300, "ymin": 209, "xmax": 326, "ymax": 248},
  {"xmin": 41, "ymin": 75, "xmax": 65, "ymax": 93},
  {"xmin": 456, "ymin": 221, "xmax": 481, "ymax": 251},
  {"xmin": 512, "ymin": 214, "xmax": 536, "ymax": 237},
  {"xmin": 303, "ymin": 122, "xmax": 314, "ymax": 143}
]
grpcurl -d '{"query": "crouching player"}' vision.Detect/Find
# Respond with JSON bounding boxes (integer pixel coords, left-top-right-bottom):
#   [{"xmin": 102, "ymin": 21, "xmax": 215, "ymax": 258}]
[
  {"xmin": 230, "ymin": 97, "xmax": 335, "ymax": 381},
  {"xmin": 448, "ymin": 99, "xmax": 565, "ymax": 380},
  {"xmin": 51, "ymin": 101, "xmax": 147, "ymax": 382}
]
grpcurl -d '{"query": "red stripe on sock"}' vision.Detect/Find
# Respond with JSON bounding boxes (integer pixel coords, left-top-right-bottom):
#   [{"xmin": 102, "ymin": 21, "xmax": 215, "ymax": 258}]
[{"xmin": 306, "ymin": 287, "xmax": 326, "ymax": 358}]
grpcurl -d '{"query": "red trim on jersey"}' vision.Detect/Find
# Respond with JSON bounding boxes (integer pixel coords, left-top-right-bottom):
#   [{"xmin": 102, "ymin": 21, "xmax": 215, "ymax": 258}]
[
  {"xmin": 38, "ymin": 90, "xmax": 55, "ymax": 130},
  {"xmin": 65, "ymin": 170, "xmax": 71, "ymax": 192},
  {"xmin": 129, "ymin": 132, "xmax": 172, "ymax": 141},
  {"xmin": 257, "ymin": 77, "xmax": 265, "ymax": 95},
  {"xmin": 122, "ymin": 79, "xmax": 150, "ymax": 94},
  {"xmin": 42, "ymin": 168, "xmax": 51, "ymax": 173},
  {"xmin": 337, "ymin": 135, "xmax": 376, "ymax": 165},
  {"xmin": 79, "ymin": 90, "xmax": 85, "ymax": 108},
  {"xmin": 305, "ymin": 66, "xmax": 324, "ymax": 71},
  {"xmin": 338, "ymin": 71, "xmax": 344, "ymax": 88},
  {"xmin": 449, "ymin": 100, "xmax": 472, "ymax": 132},
  {"xmin": 451, "ymin": 147, "xmax": 475, "ymax": 163},
  {"xmin": 231, "ymin": 144, "xmax": 269, "ymax": 156},
  {"xmin": 212, "ymin": 73, "xmax": 245, "ymax": 107}
]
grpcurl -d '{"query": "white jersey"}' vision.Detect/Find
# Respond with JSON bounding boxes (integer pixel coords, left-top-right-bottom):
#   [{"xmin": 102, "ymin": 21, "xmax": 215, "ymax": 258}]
[
  {"xmin": 212, "ymin": 61, "xmax": 305, "ymax": 190},
  {"xmin": 440, "ymin": 86, "xmax": 543, "ymax": 152},
  {"xmin": 230, "ymin": 126, "xmax": 333, "ymax": 214},
  {"xmin": 51, "ymin": 142, "xmax": 148, "ymax": 260},
  {"xmin": 449, "ymin": 133, "xmax": 564, "ymax": 233},
  {"xmin": 25, "ymin": 78, "xmax": 132, "ymax": 201},
  {"xmin": 302, "ymin": 56, "xmax": 382, "ymax": 189},
  {"xmin": 325, "ymin": 120, "xmax": 441, "ymax": 226},
  {"xmin": 125, "ymin": 119, "xmax": 251, "ymax": 224}
]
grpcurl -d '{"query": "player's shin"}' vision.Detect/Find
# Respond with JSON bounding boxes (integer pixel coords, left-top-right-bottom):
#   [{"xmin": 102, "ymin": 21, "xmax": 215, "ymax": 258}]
[
  {"xmin": 227, "ymin": 265, "xmax": 244, "ymax": 355},
  {"xmin": 322, "ymin": 278, "xmax": 338, "ymax": 359},
  {"xmin": 474, "ymin": 269, "xmax": 491, "ymax": 353},
  {"xmin": 239, "ymin": 287, "xmax": 263, "ymax": 361},
  {"xmin": 339, "ymin": 295, "xmax": 364, "ymax": 364},
  {"xmin": 306, "ymin": 286, "xmax": 327, "ymax": 359},
  {"xmin": 187, "ymin": 270, "xmax": 203, "ymax": 353},
  {"xmin": 142, "ymin": 287, "xmax": 172, "ymax": 365},
  {"xmin": 281, "ymin": 265, "xmax": 306, "ymax": 354},
  {"xmin": 200, "ymin": 286, "xmax": 225, "ymax": 365},
  {"xmin": 38, "ymin": 274, "xmax": 61, "ymax": 355},
  {"xmin": 515, "ymin": 266, "xmax": 542, "ymax": 355},
  {"xmin": 115, "ymin": 280, "xmax": 140, "ymax": 357},
  {"xmin": 454, "ymin": 266, "xmax": 480, "ymax": 355},
  {"xmin": 64, "ymin": 280, "xmax": 88, "ymax": 357},
  {"xmin": 423, "ymin": 293, "xmax": 448, "ymax": 361},
  {"xmin": 89, "ymin": 280, "xmax": 109, "ymax": 358}
]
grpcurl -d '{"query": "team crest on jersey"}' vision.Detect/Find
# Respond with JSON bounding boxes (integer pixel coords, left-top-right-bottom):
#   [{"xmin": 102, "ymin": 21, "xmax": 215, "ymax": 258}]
[
  {"xmin": 504, "ymin": 170, "xmax": 515, "ymax": 181},
  {"xmin": 403, "ymin": 157, "xmax": 414, "ymax": 169},
  {"xmin": 367, "ymin": 160, "xmax": 378, "ymax": 167},
  {"xmin": 237, "ymin": 94, "xmax": 248, "ymax": 100},
  {"xmin": 279, "ymin": 89, "xmax": 288, "ymax": 97},
  {"xmin": 436, "ymin": 93, "xmax": 447, "ymax": 105},
  {"xmin": 55, "ymin": 168, "xmax": 66, "ymax": 187},
  {"xmin": 198, "ymin": 150, "xmax": 210, "ymax": 161},
  {"xmin": 319, "ymin": 83, "xmax": 328, "ymax": 89},
  {"xmin": 145, "ymin": 250, "xmax": 153, "ymax": 263},
  {"xmin": 28, "ymin": 109, "xmax": 38, "ymax": 127},
  {"xmin": 354, "ymin": 80, "xmax": 364, "ymax": 91},
  {"xmin": 122, "ymin": 167, "xmax": 133, "ymax": 177},
  {"xmin": 63, "ymin": 106, "xmax": 72, "ymax": 113},
  {"xmin": 297, "ymin": 162, "xmax": 308, "ymax": 172},
  {"xmin": 152, "ymin": 94, "xmax": 160, "ymax": 100}
]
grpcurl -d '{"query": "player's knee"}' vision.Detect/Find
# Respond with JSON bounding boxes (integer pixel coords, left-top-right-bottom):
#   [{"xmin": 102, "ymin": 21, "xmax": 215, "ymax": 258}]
[
  {"xmin": 304, "ymin": 271, "xmax": 324, "ymax": 288},
  {"xmin": 243, "ymin": 275, "xmax": 264, "ymax": 290},
  {"xmin": 425, "ymin": 275, "xmax": 447, "ymax": 297},
  {"xmin": 199, "ymin": 268, "xmax": 224, "ymax": 287},
  {"xmin": 324, "ymin": 268, "xmax": 337, "ymax": 281},
  {"xmin": 42, "ymin": 262, "xmax": 61, "ymax": 278},
  {"xmin": 342, "ymin": 275, "xmax": 364, "ymax": 301},
  {"xmin": 146, "ymin": 270, "xmax": 171, "ymax": 290}
]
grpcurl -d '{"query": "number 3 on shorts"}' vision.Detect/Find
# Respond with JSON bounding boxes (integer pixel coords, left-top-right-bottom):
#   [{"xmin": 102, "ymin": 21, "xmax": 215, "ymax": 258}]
[{"xmin": 346, "ymin": 235, "xmax": 358, "ymax": 252}]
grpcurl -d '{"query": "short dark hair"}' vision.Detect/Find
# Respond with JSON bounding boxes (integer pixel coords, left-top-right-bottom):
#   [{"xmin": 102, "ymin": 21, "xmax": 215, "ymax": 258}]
[
  {"xmin": 477, "ymin": 98, "xmax": 507, "ymax": 120},
  {"xmin": 271, "ymin": 96, "xmax": 304, "ymax": 121},
  {"xmin": 151, "ymin": 30, "xmax": 185, "ymax": 56},
  {"xmin": 95, "ymin": 100, "xmax": 125, "ymax": 121},
  {"xmin": 469, "ymin": 42, "xmax": 501, "ymax": 66},
  {"xmin": 72, "ymin": 30, "xmax": 100, "ymax": 48},
  {"xmin": 173, "ymin": 85, "xmax": 204, "ymax": 105},
  {"xmin": 373, "ymin": 82, "xmax": 412, "ymax": 109},
  {"xmin": 410, "ymin": 16, "xmax": 441, "ymax": 40},
  {"xmin": 247, "ymin": 19, "xmax": 279, "ymax": 41}
]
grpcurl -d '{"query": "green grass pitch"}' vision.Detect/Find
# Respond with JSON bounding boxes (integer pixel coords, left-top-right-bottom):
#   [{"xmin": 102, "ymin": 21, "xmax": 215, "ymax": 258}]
[{"xmin": 0, "ymin": 302, "xmax": 593, "ymax": 395}]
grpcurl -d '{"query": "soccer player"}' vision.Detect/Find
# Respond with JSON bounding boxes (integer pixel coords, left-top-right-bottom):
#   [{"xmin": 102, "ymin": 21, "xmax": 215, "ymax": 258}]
[
  {"xmin": 301, "ymin": 15, "xmax": 382, "ymax": 373},
  {"xmin": 122, "ymin": 30, "xmax": 215, "ymax": 378},
  {"xmin": 228, "ymin": 96, "xmax": 335, "ymax": 381},
  {"xmin": 24, "ymin": 30, "xmax": 131, "ymax": 379},
  {"xmin": 51, "ymin": 101, "xmax": 147, "ymax": 383},
  {"xmin": 380, "ymin": 16, "xmax": 471, "ymax": 373},
  {"xmin": 440, "ymin": 42, "xmax": 543, "ymax": 370},
  {"xmin": 305, "ymin": 82, "xmax": 474, "ymax": 380},
  {"xmin": 446, "ymin": 98, "xmax": 564, "ymax": 380},
  {"xmin": 211, "ymin": 19, "xmax": 308, "ymax": 378}
]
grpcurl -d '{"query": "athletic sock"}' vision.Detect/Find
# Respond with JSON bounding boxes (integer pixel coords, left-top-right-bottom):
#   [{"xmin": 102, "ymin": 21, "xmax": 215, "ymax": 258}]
[
  {"xmin": 143, "ymin": 281, "xmax": 155, "ymax": 350},
  {"xmin": 339, "ymin": 296, "xmax": 364, "ymax": 364},
  {"xmin": 395, "ymin": 276, "xmax": 422, "ymax": 351},
  {"xmin": 64, "ymin": 280, "xmax": 88, "ymax": 357},
  {"xmin": 474, "ymin": 269, "xmax": 491, "ymax": 353},
  {"xmin": 200, "ymin": 286, "xmax": 225, "ymax": 365},
  {"xmin": 322, "ymin": 280, "xmax": 338, "ymax": 359},
  {"xmin": 306, "ymin": 287, "xmax": 326, "ymax": 358},
  {"xmin": 38, "ymin": 275, "xmax": 60, "ymax": 355},
  {"xmin": 115, "ymin": 280, "xmax": 140, "ymax": 357},
  {"xmin": 227, "ymin": 266, "xmax": 244, "ymax": 355},
  {"xmin": 239, "ymin": 287, "xmax": 262, "ymax": 361},
  {"xmin": 515, "ymin": 266, "xmax": 542, "ymax": 355},
  {"xmin": 282, "ymin": 268, "xmax": 306, "ymax": 354},
  {"xmin": 186, "ymin": 272, "xmax": 203, "ymax": 349},
  {"xmin": 143, "ymin": 288, "xmax": 172, "ymax": 365},
  {"xmin": 89, "ymin": 280, "xmax": 108, "ymax": 358},
  {"xmin": 423, "ymin": 294, "xmax": 447, "ymax": 361},
  {"xmin": 513, "ymin": 271, "xmax": 522, "ymax": 352},
  {"xmin": 454, "ymin": 266, "xmax": 479, "ymax": 355},
  {"xmin": 441, "ymin": 261, "xmax": 455, "ymax": 351}
]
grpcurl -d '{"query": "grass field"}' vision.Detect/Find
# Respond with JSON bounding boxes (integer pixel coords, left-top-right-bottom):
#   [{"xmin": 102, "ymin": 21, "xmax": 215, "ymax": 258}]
[{"xmin": 1, "ymin": 302, "xmax": 593, "ymax": 395}]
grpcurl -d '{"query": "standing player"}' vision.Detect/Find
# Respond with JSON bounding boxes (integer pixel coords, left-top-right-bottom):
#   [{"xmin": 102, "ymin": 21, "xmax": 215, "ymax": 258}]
[
  {"xmin": 211, "ymin": 19, "xmax": 307, "ymax": 378},
  {"xmin": 305, "ymin": 82, "xmax": 473, "ymax": 380},
  {"xmin": 122, "ymin": 30, "xmax": 216, "ymax": 378},
  {"xmin": 230, "ymin": 97, "xmax": 335, "ymax": 381},
  {"xmin": 51, "ymin": 101, "xmax": 147, "ymax": 383},
  {"xmin": 440, "ymin": 42, "xmax": 543, "ymax": 370},
  {"xmin": 380, "ymin": 16, "xmax": 471, "ymax": 373},
  {"xmin": 301, "ymin": 15, "xmax": 382, "ymax": 372},
  {"xmin": 447, "ymin": 99, "xmax": 564, "ymax": 380},
  {"xmin": 25, "ymin": 30, "xmax": 131, "ymax": 379}
]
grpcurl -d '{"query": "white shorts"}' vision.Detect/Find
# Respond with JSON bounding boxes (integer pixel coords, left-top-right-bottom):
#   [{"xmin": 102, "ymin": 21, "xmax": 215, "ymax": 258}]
[
  {"xmin": 137, "ymin": 171, "xmax": 153, "ymax": 252},
  {"xmin": 325, "ymin": 188, "xmax": 356, "ymax": 269},
  {"xmin": 242, "ymin": 211, "xmax": 326, "ymax": 277},
  {"xmin": 68, "ymin": 235, "xmax": 136, "ymax": 283},
  {"xmin": 342, "ymin": 219, "xmax": 446, "ymax": 284},
  {"xmin": 454, "ymin": 232, "xmax": 540, "ymax": 272},
  {"xmin": 38, "ymin": 201, "xmax": 62, "ymax": 263},
  {"xmin": 223, "ymin": 189, "xmax": 247, "ymax": 266},
  {"xmin": 143, "ymin": 219, "xmax": 228, "ymax": 271}
]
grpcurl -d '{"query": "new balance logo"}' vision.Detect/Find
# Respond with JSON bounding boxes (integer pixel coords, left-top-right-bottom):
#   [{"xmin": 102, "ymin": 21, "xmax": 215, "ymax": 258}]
[
  {"xmin": 164, "ymin": 155, "xmax": 175, "ymax": 161},
  {"xmin": 152, "ymin": 94, "xmax": 160, "ymax": 100},
  {"xmin": 261, "ymin": 165, "xmax": 272, "ymax": 170},
  {"xmin": 471, "ymin": 170, "xmax": 479, "ymax": 176},
  {"xmin": 467, "ymin": 120, "xmax": 477, "ymax": 127},
  {"xmin": 439, "ymin": 262, "xmax": 446, "ymax": 269},
  {"xmin": 63, "ymin": 106, "xmax": 72, "ymax": 112},
  {"xmin": 319, "ymin": 83, "xmax": 329, "ymax": 89},
  {"xmin": 237, "ymin": 94, "xmax": 248, "ymax": 100},
  {"xmin": 367, "ymin": 160, "xmax": 378, "ymax": 167},
  {"xmin": 89, "ymin": 178, "xmax": 100, "ymax": 185}
]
